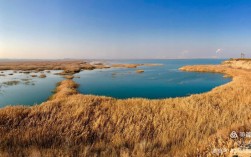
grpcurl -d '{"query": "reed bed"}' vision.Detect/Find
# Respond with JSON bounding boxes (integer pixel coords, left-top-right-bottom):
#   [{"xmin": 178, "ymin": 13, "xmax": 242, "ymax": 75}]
[{"xmin": 0, "ymin": 60, "xmax": 251, "ymax": 156}]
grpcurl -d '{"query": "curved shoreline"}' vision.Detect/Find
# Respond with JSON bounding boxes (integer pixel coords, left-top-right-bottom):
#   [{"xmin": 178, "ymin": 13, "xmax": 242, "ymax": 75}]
[
  {"xmin": 0, "ymin": 61, "xmax": 251, "ymax": 156},
  {"xmin": 48, "ymin": 64, "xmax": 241, "ymax": 102}
]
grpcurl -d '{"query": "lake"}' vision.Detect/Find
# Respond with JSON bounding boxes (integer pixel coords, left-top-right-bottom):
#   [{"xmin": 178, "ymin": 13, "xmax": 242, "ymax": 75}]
[
  {"xmin": 74, "ymin": 59, "xmax": 231, "ymax": 99},
  {"xmin": 0, "ymin": 70, "xmax": 63, "ymax": 107},
  {"xmin": 0, "ymin": 59, "xmax": 231, "ymax": 107}
]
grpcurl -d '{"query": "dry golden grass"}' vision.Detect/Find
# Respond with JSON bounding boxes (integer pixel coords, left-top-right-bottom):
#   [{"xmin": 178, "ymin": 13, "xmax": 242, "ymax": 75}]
[
  {"xmin": 229, "ymin": 58, "xmax": 251, "ymax": 61},
  {"xmin": 0, "ymin": 60, "xmax": 108, "ymax": 75},
  {"xmin": 0, "ymin": 60, "xmax": 251, "ymax": 156},
  {"xmin": 223, "ymin": 59, "xmax": 251, "ymax": 70},
  {"xmin": 136, "ymin": 70, "xmax": 144, "ymax": 73},
  {"xmin": 39, "ymin": 74, "xmax": 47, "ymax": 78},
  {"xmin": 64, "ymin": 75, "xmax": 74, "ymax": 79}
]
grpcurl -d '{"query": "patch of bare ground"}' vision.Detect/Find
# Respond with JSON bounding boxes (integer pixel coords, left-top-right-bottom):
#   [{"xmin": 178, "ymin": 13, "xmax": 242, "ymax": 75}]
[{"xmin": 0, "ymin": 59, "xmax": 251, "ymax": 156}]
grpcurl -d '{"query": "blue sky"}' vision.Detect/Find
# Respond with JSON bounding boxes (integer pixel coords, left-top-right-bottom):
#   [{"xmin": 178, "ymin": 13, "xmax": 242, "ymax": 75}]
[{"xmin": 0, "ymin": 0, "xmax": 251, "ymax": 59}]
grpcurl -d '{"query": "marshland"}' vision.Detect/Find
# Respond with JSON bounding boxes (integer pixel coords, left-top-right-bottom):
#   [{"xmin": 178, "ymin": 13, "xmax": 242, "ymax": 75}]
[
  {"xmin": 1, "ymin": 1, "xmax": 251, "ymax": 156},
  {"xmin": 0, "ymin": 59, "xmax": 250, "ymax": 156}
]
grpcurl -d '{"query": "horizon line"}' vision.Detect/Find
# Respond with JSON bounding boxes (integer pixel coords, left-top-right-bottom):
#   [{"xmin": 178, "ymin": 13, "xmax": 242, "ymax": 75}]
[{"xmin": 0, "ymin": 57, "xmax": 231, "ymax": 61}]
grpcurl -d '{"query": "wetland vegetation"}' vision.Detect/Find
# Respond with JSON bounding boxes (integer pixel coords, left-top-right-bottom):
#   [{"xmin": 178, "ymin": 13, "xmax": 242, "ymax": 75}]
[{"xmin": 0, "ymin": 59, "xmax": 250, "ymax": 156}]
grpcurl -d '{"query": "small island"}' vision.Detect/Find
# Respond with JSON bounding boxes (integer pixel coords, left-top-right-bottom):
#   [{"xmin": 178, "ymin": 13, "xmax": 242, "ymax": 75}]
[{"xmin": 136, "ymin": 69, "xmax": 144, "ymax": 73}]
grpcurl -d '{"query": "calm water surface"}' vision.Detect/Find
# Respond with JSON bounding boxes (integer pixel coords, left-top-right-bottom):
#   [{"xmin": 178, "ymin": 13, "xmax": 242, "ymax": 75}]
[
  {"xmin": 0, "ymin": 71, "xmax": 63, "ymax": 107},
  {"xmin": 0, "ymin": 59, "xmax": 231, "ymax": 107},
  {"xmin": 74, "ymin": 59, "xmax": 231, "ymax": 99}
]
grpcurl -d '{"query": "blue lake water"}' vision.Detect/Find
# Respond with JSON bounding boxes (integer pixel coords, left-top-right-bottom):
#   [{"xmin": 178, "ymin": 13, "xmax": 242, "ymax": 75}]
[
  {"xmin": 74, "ymin": 59, "xmax": 231, "ymax": 99},
  {"xmin": 0, "ymin": 71, "xmax": 63, "ymax": 107},
  {"xmin": 0, "ymin": 59, "xmax": 231, "ymax": 107}
]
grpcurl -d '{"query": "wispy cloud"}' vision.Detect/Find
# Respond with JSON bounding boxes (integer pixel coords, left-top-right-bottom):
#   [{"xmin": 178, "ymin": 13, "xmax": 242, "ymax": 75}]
[{"xmin": 216, "ymin": 48, "xmax": 223, "ymax": 53}]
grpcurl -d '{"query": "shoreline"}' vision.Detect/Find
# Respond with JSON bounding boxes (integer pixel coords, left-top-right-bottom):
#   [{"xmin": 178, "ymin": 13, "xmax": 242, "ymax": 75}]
[{"xmin": 0, "ymin": 59, "xmax": 251, "ymax": 156}]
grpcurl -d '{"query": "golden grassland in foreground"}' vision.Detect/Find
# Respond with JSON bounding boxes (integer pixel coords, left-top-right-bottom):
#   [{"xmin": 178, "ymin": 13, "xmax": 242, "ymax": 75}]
[{"xmin": 0, "ymin": 60, "xmax": 251, "ymax": 156}]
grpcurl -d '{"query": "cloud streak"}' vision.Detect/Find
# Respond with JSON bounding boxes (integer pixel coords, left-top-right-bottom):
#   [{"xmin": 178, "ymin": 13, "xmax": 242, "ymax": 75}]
[{"xmin": 216, "ymin": 48, "xmax": 223, "ymax": 53}]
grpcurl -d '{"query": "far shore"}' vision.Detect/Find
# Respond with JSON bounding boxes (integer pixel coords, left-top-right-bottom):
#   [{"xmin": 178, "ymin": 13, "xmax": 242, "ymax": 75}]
[{"xmin": 0, "ymin": 60, "xmax": 163, "ymax": 75}]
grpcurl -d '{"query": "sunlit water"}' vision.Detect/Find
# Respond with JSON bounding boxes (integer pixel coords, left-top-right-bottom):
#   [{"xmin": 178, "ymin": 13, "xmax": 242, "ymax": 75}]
[
  {"xmin": 74, "ymin": 59, "xmax": 231, "ymax": 99},
  {"xmin": 0, "ymin": 59, "xmax": 232, "ymax": 107},
  {"xmin": 0, "ymin": 70, "xmax": 63, "ymax": 107}
]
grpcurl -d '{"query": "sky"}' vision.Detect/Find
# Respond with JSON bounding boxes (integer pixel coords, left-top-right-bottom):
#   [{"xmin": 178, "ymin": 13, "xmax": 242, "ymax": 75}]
[{"xmin": 0, "ymin": 0, "xmax": 251, "ymax": 59}]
